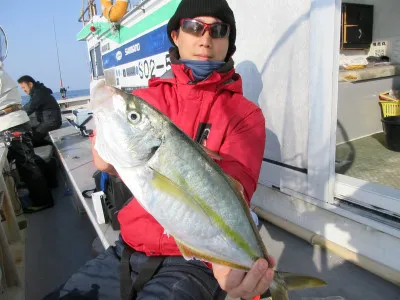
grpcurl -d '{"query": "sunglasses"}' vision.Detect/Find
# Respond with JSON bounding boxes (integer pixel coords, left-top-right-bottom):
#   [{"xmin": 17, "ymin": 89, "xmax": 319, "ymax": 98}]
[{"xmin": 179, "ymin": 19, "xmax": 230, "ymax": 39}]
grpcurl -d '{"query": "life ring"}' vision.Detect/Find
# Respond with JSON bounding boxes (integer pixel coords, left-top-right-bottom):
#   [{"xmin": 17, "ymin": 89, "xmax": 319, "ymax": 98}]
[{"xmin": 101, "ymin": 0, "xmax": 129, "ymax": 22}]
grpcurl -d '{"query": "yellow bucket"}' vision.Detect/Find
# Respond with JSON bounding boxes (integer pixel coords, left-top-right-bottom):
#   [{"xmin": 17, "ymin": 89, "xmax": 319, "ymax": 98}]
[{"xmin": 379, "ymin": 100, "xmax": 400, "ymax": 118}]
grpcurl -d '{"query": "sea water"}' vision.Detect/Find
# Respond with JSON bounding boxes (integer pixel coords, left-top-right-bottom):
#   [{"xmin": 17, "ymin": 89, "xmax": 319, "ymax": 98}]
[{"xmin": 21, "ymin": 88, "xmax": 90, "ymax": 105}]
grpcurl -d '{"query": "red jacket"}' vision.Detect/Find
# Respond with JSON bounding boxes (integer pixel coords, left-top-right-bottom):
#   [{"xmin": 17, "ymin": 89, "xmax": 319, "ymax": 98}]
[{"xmin": 118, "ymin": 55, "xmax": 266, "ymax": 256}]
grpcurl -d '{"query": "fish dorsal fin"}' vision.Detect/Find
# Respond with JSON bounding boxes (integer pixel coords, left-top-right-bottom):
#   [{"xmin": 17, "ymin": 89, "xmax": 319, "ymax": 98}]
[
  {"xmin": 226, "ymin": 174, "xmax": 246, "ymax": 200},
  {"xmin": 175, "ymin": 239, "xmax": 249, "ymax": 271},
  {"xmin": 200, "ymin": 145, "xmax": 223, "ymax": 161},
  {"xmin": 224, "ymin": 174, "xmax": 272, "ymax": 264}
]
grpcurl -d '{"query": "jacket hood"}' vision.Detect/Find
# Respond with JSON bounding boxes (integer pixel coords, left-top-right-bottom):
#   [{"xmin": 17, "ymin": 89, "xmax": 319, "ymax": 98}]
[{"xmin": 30, "ymin": 82, "xmax": 53, "ymax": 96}]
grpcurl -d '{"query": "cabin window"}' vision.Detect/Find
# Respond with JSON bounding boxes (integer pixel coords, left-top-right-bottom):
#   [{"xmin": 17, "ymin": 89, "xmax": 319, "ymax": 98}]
[
  {"xmin": 90, "ymin": 44, "xmax": 104, "ymax": 79},
  {"xmin": 341, "ymin": 3, "xmax": 374, "ymax": 50}
]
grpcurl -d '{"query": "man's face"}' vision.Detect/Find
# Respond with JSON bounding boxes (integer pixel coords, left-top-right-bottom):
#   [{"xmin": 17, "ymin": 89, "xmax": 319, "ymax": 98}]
[
  {"xmin": 171, "ymin": 16, "xmax": 229, "ymax": 62},
  {"xmin": 19, "ymin": 82, "xmax": 33, "ymax": 95}
]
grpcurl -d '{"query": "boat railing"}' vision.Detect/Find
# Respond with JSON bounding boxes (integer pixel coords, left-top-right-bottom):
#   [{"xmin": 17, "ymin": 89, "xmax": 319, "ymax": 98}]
[
  {"xmin": 58, "ymin": 96, "xmax": 90, "ymax": 114},
  {"xmin": 78, "ymin": 0, "xmax": 150, "ymax": 25},
  {"xmin": 78, "ymin": 0, "xmax": 97, "ymax": 25}
]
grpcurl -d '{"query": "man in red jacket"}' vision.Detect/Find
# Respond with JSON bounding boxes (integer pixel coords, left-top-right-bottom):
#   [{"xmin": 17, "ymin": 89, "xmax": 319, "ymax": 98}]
[{"xmin": 45, "ymin": 0, "xmax": 274, "ymax": 299}]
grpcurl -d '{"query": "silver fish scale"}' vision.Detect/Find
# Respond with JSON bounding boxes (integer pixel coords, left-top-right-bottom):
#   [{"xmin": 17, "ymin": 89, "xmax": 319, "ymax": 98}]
[
  {"xmin": 131, "ymin": 166, "xmax": 258, "ymax": 268},
  {"xmin": 143, "ymin": 125, "xmax": 263, "ymax": 264}
]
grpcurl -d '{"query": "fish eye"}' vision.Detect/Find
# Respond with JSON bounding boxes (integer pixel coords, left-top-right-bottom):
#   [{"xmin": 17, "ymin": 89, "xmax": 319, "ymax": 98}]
[{"xmin": 128, "ymin": 110, "xmax": 141, "ymax": 123}]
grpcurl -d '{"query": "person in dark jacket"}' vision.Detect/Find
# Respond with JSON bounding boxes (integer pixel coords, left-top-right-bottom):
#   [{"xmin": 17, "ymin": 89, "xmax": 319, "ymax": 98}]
[
  {"xmin": 17, "ymin": 75, "xmax": 62, "ymax": 147},
  {"xmin": 1, "ymin": 66, "xmax": 54, "ymax": 213}
]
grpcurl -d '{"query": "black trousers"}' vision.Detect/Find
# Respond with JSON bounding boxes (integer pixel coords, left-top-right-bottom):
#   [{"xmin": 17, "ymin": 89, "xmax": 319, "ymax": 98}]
[
  {"xmin": 32, "ymin": 124, "xmax": 54, "ymax": 147},
  {"xmin": 6, "ymin": 122, "xmax": 54, "ymax": 207},
  {"xmin": 44, "ymin": 237, "xmax": 227, "ymax": 300}
]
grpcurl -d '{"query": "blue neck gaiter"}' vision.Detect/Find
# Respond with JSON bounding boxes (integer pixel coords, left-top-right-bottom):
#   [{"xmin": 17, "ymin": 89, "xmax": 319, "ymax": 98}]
[{"xmin": 180, "ymin": 59, "xmax": 225, "ymax": 81}]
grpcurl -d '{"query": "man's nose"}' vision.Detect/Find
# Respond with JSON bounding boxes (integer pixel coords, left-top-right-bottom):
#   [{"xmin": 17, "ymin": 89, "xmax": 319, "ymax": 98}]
[{"xmin": 199, "ymin": 30, "xmax": 212, "ymax": 47}]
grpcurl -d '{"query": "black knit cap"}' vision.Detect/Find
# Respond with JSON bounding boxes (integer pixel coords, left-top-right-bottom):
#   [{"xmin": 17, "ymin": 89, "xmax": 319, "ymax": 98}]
[{"xmin": 167, "ymin": 0, "xmax": 236, "ymax": 60}]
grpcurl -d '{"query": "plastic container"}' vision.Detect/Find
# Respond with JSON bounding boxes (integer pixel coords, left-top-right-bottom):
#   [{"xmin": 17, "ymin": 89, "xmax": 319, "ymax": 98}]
[
  {"xmin": 379, "ymin": 100, "xmax": 400, "ymax": 118},
  {"xmin": 382, "ymin": 116, "xmax": 400, "ymax": 151},
  {"xmin": 379, "ymin": 90, "xmax": 400, "ymax": 102}
]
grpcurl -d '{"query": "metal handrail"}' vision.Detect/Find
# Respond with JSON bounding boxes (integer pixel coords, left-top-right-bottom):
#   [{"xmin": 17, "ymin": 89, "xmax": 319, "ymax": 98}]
[
  {"xmin": 78, "ymin": 0, "xmax": 97, "ymax": 23},
  {"xmin": 0, "ymin": 25, "xmax": 8, "ymax": 62}
]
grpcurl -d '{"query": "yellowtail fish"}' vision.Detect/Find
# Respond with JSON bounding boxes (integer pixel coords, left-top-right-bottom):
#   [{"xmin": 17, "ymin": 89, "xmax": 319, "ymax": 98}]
[{"xmin": 90, "ymin": 80, "xmax": 326, "ymax": 299}]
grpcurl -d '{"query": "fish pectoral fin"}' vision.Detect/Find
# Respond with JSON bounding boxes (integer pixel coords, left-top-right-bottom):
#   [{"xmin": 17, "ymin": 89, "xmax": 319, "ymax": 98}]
[
  {"xmin": 150, "ymin": 168, "xmax": 206, "ymax": 215},
  {"xmin": 175, "ymin": 239, "xmax": 249, "ymax": 271}
]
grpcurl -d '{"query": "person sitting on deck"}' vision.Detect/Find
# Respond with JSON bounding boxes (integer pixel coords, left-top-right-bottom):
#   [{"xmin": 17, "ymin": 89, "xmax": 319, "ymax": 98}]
[
  {"xmin": 18, "ymin": 75, "xmax": 62, "ymax": 147},
  {"xmin": 44, "ymin": 0, "xmax": 275, "ymax": 299},
  {"xmin": 0, "ymin": 62, "xmax": 54, "ymax": 213}
]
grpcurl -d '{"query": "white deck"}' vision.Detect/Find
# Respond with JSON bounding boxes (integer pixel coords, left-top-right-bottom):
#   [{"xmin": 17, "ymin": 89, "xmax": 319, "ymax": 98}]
[{"xmin": 48, "ymin": 118, "xmax": 119, "ymax": 249}]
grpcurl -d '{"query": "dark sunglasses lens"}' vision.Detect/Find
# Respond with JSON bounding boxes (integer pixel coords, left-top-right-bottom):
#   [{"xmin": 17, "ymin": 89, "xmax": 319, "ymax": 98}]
[
  {"xmin": 210, "ymin": 24, "xmax": 230, "ymax": 38},
  {"xmin": 181, "ymin": 20, "xmax": 204, "ymax": 36}
]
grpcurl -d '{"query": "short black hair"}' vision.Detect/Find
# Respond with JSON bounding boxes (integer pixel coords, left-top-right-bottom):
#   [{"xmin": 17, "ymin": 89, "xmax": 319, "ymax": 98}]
[{"xmin": 17, "ymin": 75, "xmax": 36, "ymax": 85}]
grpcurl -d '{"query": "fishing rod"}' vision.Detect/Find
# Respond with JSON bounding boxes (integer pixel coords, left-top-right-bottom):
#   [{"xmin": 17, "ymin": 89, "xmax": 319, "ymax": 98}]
[{"xmin": 52, "ymin": 17, "xmax": 67, "ymax": 99}]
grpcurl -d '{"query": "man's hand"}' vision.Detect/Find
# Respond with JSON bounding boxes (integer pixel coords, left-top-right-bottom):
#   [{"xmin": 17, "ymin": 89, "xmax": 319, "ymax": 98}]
[
  {"xmin": 92, "ymin": 147, "xmax": 118, "ymax": 176},
  {"xmin": 90, "ymin": 135, "xmax": 118, "ymax": 175},
  {"xmin": 213, "ymin": 257, "xmax": 276, "ymax": 300}
]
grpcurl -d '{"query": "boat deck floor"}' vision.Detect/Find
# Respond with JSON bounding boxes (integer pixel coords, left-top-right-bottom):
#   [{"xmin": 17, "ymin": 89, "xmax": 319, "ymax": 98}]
[
  {"xmin": 24, "ymin": 171, "xmax": 400, "ymax": 300},
  {"xmin": 25, "ymin": 170, "xmax": 97, "ymax": 300},
  {"xmin": 336, "ymin": 132, "xmax": 400, "ymax": 190}
]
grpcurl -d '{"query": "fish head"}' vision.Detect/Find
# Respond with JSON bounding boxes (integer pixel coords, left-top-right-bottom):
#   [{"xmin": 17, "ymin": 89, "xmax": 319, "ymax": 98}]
[{"xmin": 90, "ymin": 80, "xmax": 165, "ymax": 168}]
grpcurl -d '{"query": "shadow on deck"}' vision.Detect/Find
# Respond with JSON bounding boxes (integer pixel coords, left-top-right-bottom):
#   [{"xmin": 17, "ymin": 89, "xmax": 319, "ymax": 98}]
[{"xmin": 25, "ymin": 170, "xmax": 96, "ymax": 300}]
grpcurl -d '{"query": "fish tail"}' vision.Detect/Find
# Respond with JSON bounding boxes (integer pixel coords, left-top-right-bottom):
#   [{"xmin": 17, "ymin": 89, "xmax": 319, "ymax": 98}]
[{"xmin": 265, "ymin": 271, "xmax": 326, "ymax": 300}]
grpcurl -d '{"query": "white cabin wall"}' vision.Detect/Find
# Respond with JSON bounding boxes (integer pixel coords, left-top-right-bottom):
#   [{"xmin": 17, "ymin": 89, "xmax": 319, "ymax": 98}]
[{"xmin": 230, "ymin": 0, "xmax": 311, "ymax": 172}]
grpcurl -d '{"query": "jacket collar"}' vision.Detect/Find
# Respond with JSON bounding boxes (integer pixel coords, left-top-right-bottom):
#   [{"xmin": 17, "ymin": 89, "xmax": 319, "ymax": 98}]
[{"xmin": 148, "ymin": 48, "xmax": 243, "ymax": 94}]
